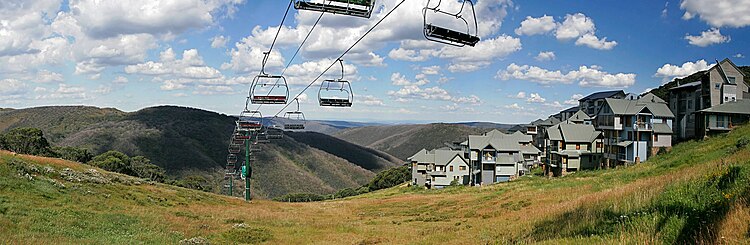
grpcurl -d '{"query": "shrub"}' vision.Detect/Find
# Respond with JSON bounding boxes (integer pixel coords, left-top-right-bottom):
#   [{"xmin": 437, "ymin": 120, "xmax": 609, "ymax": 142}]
[
  {"xmin": 736, "ymin": 136, "xmax": 750, "ymax": 149},
  {"xmin": 130, "ymin": 156, "xmax": 166, "ymax": 182},
  {"xmin": 367, "ymin": 165, "xmax": 410, "ymax": 191},
  {"xmin": 52, "ymin": 146, "xmax": 94, "ymax": 163},
  {"xmin": 174, "ymin": 175, "xmax": 212, "ymax": 192},
  {"xmin": 273, "ymin": 193, "xmax": 327, "ymax": 202},
  {"xmin": 334, "ymin": 188, "xmax": 359, "ymax": 199},
  {"xmin": 88, "ymin": 151, "xmax": 134, "ymax": 175},
  {"xmin": 657, "ymin": 147, "xmax": 668, "ymax": 155}
]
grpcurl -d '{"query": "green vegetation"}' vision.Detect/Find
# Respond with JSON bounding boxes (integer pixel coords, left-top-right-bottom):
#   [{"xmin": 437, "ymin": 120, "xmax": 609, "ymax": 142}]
[
  {"xmin": 366, "ymin": 165, "xmax": 410, "ymax": 191},
  {"xmin": 0, "ymin": 127, "xmax": 54, "ymax": 156},
  {"xmin": 1, "ymin": 124, "xmax": 750, "ymax": 243},
  {"xmin": 0, "ymin": 106, "xmax": 401, "ymax": 199},
  {"xmin": 88, "ymin": 150, "xmax": 166, "ymax": 183}
]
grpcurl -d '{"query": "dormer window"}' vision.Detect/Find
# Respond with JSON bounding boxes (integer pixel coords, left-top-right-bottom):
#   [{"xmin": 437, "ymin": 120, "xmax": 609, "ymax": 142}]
[{"xmin": 728, "ymin": 77, "xmax": 736, "ymax": 84}]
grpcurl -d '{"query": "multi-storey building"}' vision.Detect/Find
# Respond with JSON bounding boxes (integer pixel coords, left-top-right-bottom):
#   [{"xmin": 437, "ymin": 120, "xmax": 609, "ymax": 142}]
[
  {"xmin": 408, "ymin": 149, "xmax": 469, "ymax": 189},
  {"xmin": 545, "ymin": 121, "xmax": 604, "ymax": 176},
  {"xmin": 579, "ymin": 90, "xmax": 626, "ymax": 116},
  {"xmin": 595, "ymin": 93, "xmax": 675, "ymax": 165},
  {"xmin": 669, "ymin": 58, "xmax": 749, "ymax": 140}
]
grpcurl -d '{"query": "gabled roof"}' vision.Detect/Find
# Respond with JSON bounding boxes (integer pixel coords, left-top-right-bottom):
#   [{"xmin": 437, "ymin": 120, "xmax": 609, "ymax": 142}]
[
  {"xmin": 568, "ymin": 110, "xmax": 591, "ymax": 123},
  {"xmin": 558, "ymin": 124, "xmax": 600, "ymax": 143},
  {"xmin": 468, "ymin": 130, "xmax": 538, "ymax": 153},
  {"xmin": 669, "ymin": 81, "xmax": 702, "ymax": 90},
  {"xmin": 603, "ymin": 98, "xmax": 675, "ymax": 118},
  {"xmin": 433, "ymin": 149, "xmax": 466, "ymax": 166},
  {"xmin": 638, "ymin": 93, "xmax": 666, "ymax": 104},
  {"xmin": 579, "ymin": 90, "xmax": 625, "ymax": 101},
  {"xmin": 547, "ymin": 125, "xmax": 563, "ymax": 141},
  {"xmin": 713, "ymin": 58, "xmax": 743, "ymax": 85},
  {"xmin": 699, "ymin": 99, "xmax": 750, "ymax": 115},
  {"xmin": 536, "ymin": 117, "xmax": 562, "ymax": 127},
  {"xmin": 407, "ymin": 149, "xmax": 433, "ymax": 163}
]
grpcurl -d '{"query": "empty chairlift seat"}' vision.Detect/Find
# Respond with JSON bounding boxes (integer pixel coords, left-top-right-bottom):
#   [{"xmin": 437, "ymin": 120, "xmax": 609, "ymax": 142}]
[
  {"xmin": 294, "ymin": 0, "xmax": 376, "ymax": 18},
  {"xmin": 236, "ymin": 110, "xmax": 264, "ymax": 132},
  {"xmin": 250, "ymin": 75, "xmax": 289, "ymax": 104},
  {"xmin": 422, "ymin": 0, "xmax": 480, "ymax": 47},
  {"xmin": 319, "ymin": 59, "xmax": 354, "ymax": 107},
  {"xmin": 284, "ymin": 98, "xmax": 307, "ymax": 130}
]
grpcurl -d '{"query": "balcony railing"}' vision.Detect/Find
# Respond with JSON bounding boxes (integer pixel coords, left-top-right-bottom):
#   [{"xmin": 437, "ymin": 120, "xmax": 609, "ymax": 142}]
[
  {"xmin": 482, "ymin": 156, "xmax": 496, "ymax": 163},
  {"xmin": 633, "ymin": 122, "xmax": 652, "ymax": 131}
]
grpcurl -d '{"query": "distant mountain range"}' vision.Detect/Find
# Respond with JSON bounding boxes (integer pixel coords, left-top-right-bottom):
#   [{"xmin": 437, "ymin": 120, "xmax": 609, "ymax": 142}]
[
  {"xmin": 0, "ymin": 106, "xmax": 400, "ymax": 198},
  {"xmin": 334, "ymin": 123, "xmax": 493, "ymax": 160}
]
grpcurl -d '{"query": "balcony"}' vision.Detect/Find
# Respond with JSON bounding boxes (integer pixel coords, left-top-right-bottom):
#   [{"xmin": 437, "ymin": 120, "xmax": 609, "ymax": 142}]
[
  {"xmin": 633, "ymin": 122, "xmax": 652, "ymax": 131},
  {"xmin": 481, "ymin": 156, "xmax": 496, "ymax": 163}
]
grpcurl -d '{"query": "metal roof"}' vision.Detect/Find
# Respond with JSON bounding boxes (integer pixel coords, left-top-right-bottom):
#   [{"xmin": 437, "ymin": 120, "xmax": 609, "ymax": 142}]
[
  {"xmin": 699, "ymin": 99, "xmax": 750, "ymax": 115},
  {"xmin": 469, "ymin": 130, "xmax": 539, "ymax": 153},
  {"xmin": 617, "ymin": 141, "xmax": 633, "ymax": 147},
  {"xmin": 604, "ymin": 97, "xmax": 675, "ymax": 118},
  {"xmin": 562, "ymin": 106, "xmax": 579, "ymax": 113},
  {"xmin": 653, "ymin": 123, "xmax": 673, "ymax": 134},
  {"xmin": 638, "ymin": 93, "xmax": 666, "ymax": 104},
  {"xmin": 669, "ymin": 81, "xmax": 702, "ymax": 90},
  {"xmin": 569, "ymin": 110, "xmax": 591, "ymax": 122},
  {"xmin": 558, "ymin": 124, "xmax": 600, "ymax": 143},
  {"xmin": 433, "ymin": 149, "xmax": 465, "ymax": 166},
  {"xmin": 579, "ymin": 90, "xmax": 625, "ymax": 101}
]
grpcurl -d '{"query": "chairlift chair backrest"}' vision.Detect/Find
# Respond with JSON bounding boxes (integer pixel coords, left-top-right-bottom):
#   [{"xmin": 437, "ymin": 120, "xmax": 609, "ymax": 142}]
[
  {"xmin": 295, "ymin": 0, "xmax": 376, "ymax": 18},
  {"xmin": 250, "ymin": 74, "xmax": 289, "ymax": 104},
  {"xmin": 284, "ymin": 98, "xmax": 307, "ymax": 130},
  {"xmin": 423, "ymin": 0, "xmax": 480, "ymax": 47},
  {"xmin": 237, "ymin": 110, "xmax": 263, "ymax": 131},
  {"xmin": 318, "ymin": 59, "xmax": 354, "ymax": 107}
]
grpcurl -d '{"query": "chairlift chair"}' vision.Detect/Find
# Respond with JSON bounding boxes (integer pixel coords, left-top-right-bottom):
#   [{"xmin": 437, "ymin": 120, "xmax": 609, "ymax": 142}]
[
  {"xmin": 249, "ymin": 52, "xmax": 289, "ymax": 104},
  {"xmin": 255, "ymin": 130, "xmax": 271, "ymax": 144},
  {"xmin": 227, "ymin": 154, "xmax": 238, "ymax": 164},
  {"xmin": 284, "ymin": 98, "xmax": 306, "ymax": 130},
  {"xmin": 319, "ymin": 59, "xmax": 354, "ymax": 107},
  {"xmin": 267, "ymin": 125, "xmax": 284, "ymax": 140},
  {"xmin": 295, "ymin": 0, "xmax": 376, "ymax": 19},
  {"xmin": 228, "ymin": 142, "xmax": 241, "ymax": 154},
  {"xmin": 423, "ymin": 0, "xmax": 480, "ymax": 47},
  {"xmin": 236, "ymin": 110, "xmax": 263, "ymax": 132}
]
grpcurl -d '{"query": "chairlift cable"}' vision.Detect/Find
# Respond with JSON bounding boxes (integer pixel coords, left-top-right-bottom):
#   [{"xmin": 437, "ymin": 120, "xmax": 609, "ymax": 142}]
[
  {"xmin": 273, "ymin": 0, "xmax": 407, "ymax": 117},
  {"xmin": 253, "ymin": 11, "xmax": 326, "ymax": 112}
]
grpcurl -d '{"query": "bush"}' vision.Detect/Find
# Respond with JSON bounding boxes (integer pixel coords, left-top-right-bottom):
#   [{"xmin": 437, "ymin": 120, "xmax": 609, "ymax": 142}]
[
  {"xmin": 87, "ymin": 150, "xmax": 166, "ymax": 182},
  {"xmin": 273, "ymin": 193, "xmax": 327, "ymax": 202},
  {"xmin": 367, "ymin": 165, "xmax": 410, "ymax": 191},
  {"xmin": 130, "ymin": 156, "xmax": 166, "ymax": 182},
  {"xmin": 737, "ymin": 136, "xmax": 750, "ymax": 149},
  {"xmin": 334, "ymin": 188, "xmax": 359, "ymax": 199},
  {"xmin": 89, "ymin": 151, "xmax": 133, "ymax": 175},
  {"xmin": 52, "ymin": 146, "xmax": 94, "ymax": 163},
  {"xmin": 174, "ymin": 175, "xmax": 212, "ymax": 192},
  {"xmin": 657, "ymin": 147, "xmax": 668, "ymax": 155},
  {"xmin": 2, "ymin": 127, "xmax": 53, "ymax": 156}
]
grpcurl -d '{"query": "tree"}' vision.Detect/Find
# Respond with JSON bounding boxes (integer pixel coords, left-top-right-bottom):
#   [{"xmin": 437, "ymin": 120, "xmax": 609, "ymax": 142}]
[
  {"xmin": 88, "ymin": 150, "xmax": 133, "ymax": 175},
  {"xmin": 130, "ymin": 156, "xmax": 166, "ymax": 182},
  {"xmin": 2, "ymin": 128, "xmax": 53, "ymax": 155},
  {"xmin": 367, "ymin": 165, "xmax": 410, "ymax": 191},
  {"xmin": 52, "ymin": 146, "xmax": 94, "ymax": 163},
  {"xmin": 174, "ymin": 175, "xmax": 211, "ymax": 192}
]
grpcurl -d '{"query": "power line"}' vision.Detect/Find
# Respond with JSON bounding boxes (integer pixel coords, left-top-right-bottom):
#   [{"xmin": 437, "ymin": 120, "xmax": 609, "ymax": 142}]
[{"xmin": 273, "ymin": 0, "xmax": 408, "ymax": 117}]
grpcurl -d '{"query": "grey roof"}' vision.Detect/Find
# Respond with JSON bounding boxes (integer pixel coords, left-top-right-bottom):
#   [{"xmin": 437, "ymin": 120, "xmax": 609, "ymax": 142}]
[
  {"xmin": 669, "ymin": 81, "xmax": 702, "ymax": 90},
  {"xmin": 407, "ymin": 149, "xmax": 434, "ymax": 163},
  {"xmin": 617, "ymin": 141, "xmax": 633, "ymax": 147},
  {"xmin": 569, "ymin": 110, "xmax": 591, "ymax": 123},
  {"xmin": 468, "ymin": 130, "xmax": 540, "ymax": 153},
  {"xmin": 579, "ymin": 90, "xmax": 625, "ymax": 101},
  {"xmin": 433, "ymin": 149, "xmax": 465, "ymax": 166},
  {"xmin": 604, "ymin": 98, "xmax": 675, "ymax": 118},
  {"xmin": 547, "ymin": 123, "xmax": 563, "ymax": 141},
  {"xmin": 558, "ymin": 124, "xmax": 601, "ymax": 143},
  {"xmin": 638, "ymin": 93, "xmax": 666, "ymax": 104},
  {"xmin": 653, "ymin": 123, "xmax": 673, "ymax": 134},
  {"xmin": 538, "ymin": 117, "xmax": 562, "ymax": 126},
  {"xmin": 699, "ymin": 99, "xmax": 750, "ymax": 115}
]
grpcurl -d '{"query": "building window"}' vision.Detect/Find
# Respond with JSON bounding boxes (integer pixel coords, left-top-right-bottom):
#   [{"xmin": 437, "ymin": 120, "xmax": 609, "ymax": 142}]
[
  {"xmin": 717, "ymin": 115, "xmax": 727, "ymax": 128},
  {"xmin": 728, "ymin": 77, "xmax": 736, "ymax": 84},
  {"xmin": 654, "ymin": 135, "xmax": 658, "ymax": 142},
  {"xmin": 450, "ymin": 166, "xmax": 454, "ymax": 172},
  {"xmin": 715, "ymin": 83, "xmax": 721, "ymax": 89},
  {"xmin": 576, "ymin": 144, "xmax": 581, "ymax": 150},
  {"xmin": 459, "ymin": 166, "xmax": 466, "ymax": 171},
  {"xmin": 596, "ymin": 142, "xmax": 603, "ymax": 148}
]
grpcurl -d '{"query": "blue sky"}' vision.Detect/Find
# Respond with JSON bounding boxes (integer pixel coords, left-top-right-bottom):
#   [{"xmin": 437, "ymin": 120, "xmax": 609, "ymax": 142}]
[{"xmin": 0, "ymin": 0, "xmax": 747, "ymax": 124}]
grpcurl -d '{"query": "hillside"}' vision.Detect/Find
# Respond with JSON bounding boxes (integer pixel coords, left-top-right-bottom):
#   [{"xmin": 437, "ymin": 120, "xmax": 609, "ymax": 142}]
[
  {"xmin": 0, "ymin": 106, "xmax": 400, "ymax": 198},
  {"xmin": 335, "ymin": 123, "xmax": 488, "ymax": 160},
  {"xmin": 2, "ymin": 124, "xmax": 749, "ymax": 243}
]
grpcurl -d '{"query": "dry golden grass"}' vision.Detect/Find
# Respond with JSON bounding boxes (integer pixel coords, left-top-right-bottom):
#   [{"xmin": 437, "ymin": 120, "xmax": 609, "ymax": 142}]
[{"xmin": 2, "ymin": 128, "xmax": 750, "ymax": 244}]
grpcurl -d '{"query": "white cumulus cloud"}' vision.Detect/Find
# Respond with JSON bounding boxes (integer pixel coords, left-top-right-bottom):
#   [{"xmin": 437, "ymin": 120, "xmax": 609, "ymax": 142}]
[{"xmin": 685, "ymin": 28, "xmax": 730, "ymax": 47}]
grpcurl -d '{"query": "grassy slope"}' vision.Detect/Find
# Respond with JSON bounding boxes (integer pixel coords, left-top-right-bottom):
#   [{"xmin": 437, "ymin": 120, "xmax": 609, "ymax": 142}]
[
  {"xmin": 2, "ymin": 126, "xmax": 750, "ymax": 244},
  {"xmin": 335, "ymin": 123, "xmax": 487, "ymax": 160}
]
